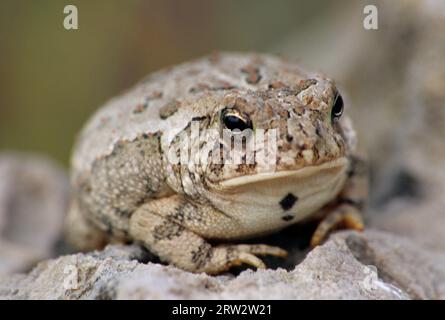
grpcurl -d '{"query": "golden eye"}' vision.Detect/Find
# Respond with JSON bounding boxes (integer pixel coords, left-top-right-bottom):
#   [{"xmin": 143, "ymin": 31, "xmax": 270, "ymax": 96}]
[
  {"xmin": 331, "ymin": 94, "xmax": 344, "ymax": 124},
  {"xmin": 222, "ymin": 110, "xmax": 252, "ymax": 131}
]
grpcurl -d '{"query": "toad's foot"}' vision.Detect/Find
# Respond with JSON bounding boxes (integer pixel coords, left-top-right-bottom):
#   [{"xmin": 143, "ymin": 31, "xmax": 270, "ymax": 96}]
[
  {"xmin": 310, "ymin": 202, "xmax": 364, "ymax": 248},
  {"xmin": 129, "ymin": 196, "xmax": 287, "ymax": 274},
  {"xmin": 310, "ymin": 153, "xmax": 368, "ymax": 247},
  {"xmin": 204, "ymin": 243, "xmax": 288, "ymax": 274}
]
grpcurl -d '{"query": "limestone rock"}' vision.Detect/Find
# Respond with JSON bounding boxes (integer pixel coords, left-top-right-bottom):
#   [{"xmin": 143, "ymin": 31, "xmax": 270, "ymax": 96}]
[
  {"xmin": 0, "ymin": 153, "xmax": 69, "ymax": 275},
  {"xmin": 2, "ymin": 230, "xmax": 443, "ymax": 300}
]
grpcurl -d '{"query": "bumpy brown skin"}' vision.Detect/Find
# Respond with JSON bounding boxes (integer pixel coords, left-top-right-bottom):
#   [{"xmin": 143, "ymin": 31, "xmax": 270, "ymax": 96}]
[{"xmin": 65, "ymin": 52, "xmax": 368, "ymax": 274}]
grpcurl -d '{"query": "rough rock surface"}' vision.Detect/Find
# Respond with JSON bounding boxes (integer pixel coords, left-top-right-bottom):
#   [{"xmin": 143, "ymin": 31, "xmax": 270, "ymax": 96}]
[
  {"xmin": 0, "ymin": 153, "xmax": 69, "ymax": 275},
  {"xmin": 1, "ymin": 230, "xmax": 444, "ymax": 300},
  {"xmin": 369, "ymin": 199, "xmax": 445, "ymax": 253}
]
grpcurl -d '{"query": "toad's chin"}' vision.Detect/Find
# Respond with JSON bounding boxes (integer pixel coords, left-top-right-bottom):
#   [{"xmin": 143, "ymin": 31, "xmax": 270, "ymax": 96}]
[{"xmin": 204, "ymin": 157, "xmax": 349, "ymax": 238}]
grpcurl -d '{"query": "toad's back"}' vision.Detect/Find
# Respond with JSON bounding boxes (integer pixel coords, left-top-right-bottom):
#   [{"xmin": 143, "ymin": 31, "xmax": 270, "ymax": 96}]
[{"xmin": 71, "ymin": 52, "xmax": 314, "ymax": 178}]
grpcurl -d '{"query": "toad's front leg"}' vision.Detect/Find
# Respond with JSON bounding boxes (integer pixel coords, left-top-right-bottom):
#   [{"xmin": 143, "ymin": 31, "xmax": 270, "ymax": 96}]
[
  {"xmin": 310, "ymin": 154, "xmax": 368, "ymax": 247},
  {"xmin": 129, "ymin": 195, "xmax": 287, "ymax": 274}
]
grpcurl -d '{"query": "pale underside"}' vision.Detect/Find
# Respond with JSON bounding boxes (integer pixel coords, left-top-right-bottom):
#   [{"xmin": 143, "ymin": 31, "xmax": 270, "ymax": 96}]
[{"xmin": 205, "ymin": 157, "xmax": 349, "ymax": 239}]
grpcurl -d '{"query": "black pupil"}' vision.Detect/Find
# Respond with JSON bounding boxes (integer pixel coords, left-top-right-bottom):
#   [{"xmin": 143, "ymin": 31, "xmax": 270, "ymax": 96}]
[
  {"xmin": 331, "ymin": 94, "xmax": 344, "ymax": 122},
  {"xmin": 224, "ymin": 115, "xmax": 250, "ymax": 131}
]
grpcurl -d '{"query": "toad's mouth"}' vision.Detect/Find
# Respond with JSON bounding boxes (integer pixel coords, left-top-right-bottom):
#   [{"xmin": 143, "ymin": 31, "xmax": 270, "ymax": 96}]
[{"xmin": 217, "ymin": 157, "xmax": 348, "ymax": 190}]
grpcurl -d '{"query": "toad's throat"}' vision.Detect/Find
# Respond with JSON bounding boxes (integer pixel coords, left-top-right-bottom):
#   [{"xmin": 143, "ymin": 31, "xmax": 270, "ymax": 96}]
[
  {"xmin": 206, "ymin": 157, "xmax": 349, "ymax": 238},
  {"xmin": 218, "ymin": 157, "xmax": 348, "ymax": 190}
]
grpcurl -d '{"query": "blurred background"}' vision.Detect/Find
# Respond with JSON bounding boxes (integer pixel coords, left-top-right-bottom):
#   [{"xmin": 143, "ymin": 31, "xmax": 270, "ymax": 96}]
[
  {"xmin": 0, "ymin": 0, "xmax": 376, "ymax": 166},
  {"xmin": 0, "ymin": 0, "xmax": 444, "ymax": 276}
]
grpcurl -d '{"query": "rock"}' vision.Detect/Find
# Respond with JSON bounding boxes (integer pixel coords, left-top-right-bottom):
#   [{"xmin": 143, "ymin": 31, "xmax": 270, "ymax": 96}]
[
  {"xmin": 1, "ymin": 230, "xmax": 443, "ymax": 300},
  {"xmin": 367, "ymin": 0, "xmax": 445, "ymax": 255},
  {"xmin": 0, "ymin": 153, "xmax": 69, "ymax": 275},
  {"xmin": 369, "ymin": 198, "xmax": 445, "ymax": 253}
]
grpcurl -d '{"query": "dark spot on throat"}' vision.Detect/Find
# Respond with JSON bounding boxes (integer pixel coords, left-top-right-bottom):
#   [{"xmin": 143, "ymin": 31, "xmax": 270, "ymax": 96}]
[{"xmin": 279, "ymin": 193, "xmax": 298, "ymax": 211}]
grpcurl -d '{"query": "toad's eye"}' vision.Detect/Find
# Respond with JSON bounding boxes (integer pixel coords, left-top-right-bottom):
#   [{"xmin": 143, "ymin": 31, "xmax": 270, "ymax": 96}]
[
  {"xmin": 331, "ymin": 94, "xmax": 344, "ymax": 124},
  {"xmin": 223, "ymin": 112, "xmax": 252, "ymax": 131}
]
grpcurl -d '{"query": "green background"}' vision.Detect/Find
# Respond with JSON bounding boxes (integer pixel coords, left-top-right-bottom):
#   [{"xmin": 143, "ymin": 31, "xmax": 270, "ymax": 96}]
[{"xmin": 0, "ymin": 0, "xmax": 357, "ymax": 166}]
